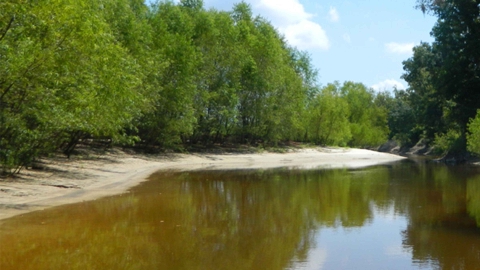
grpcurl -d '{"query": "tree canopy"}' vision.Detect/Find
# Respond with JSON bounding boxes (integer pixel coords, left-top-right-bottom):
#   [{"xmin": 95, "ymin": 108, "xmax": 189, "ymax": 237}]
[
  {"xmin": 387, "ymin": 0, "xmax": 480, "ymax": 154},
  {"xmin": 0, "ymin": 0, "xmax": 390, "ymax": 174}
]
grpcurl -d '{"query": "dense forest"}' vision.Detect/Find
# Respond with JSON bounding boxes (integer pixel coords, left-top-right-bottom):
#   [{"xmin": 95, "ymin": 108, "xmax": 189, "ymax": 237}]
[
  {"xmin": 0, "ymin": 0, "xmax": 479, "ymax": 174},
  {"xmin": 389, "ymin": 0, "xmax": 480, "ymax": 155},
  {"xmin": 0, "ymin": 0, "xmax": 389, "ymax": 174}
]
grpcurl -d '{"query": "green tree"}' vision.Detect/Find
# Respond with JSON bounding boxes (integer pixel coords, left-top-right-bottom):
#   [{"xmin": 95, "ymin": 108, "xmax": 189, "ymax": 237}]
[
  {"xmin": 136, "ymin": 1, "xmax": 198, "ymax": 148},
  {"xmin": 232, "ymin": 3, "xmax": 309, "ymax": 143},
  {"xmin": 385, "ymin": 90, "xmax": 420, "ymax": 146},
  {"xmin": 0, "ymin": 0, "xmax": 358, "ymax": 173},
  {"xmin": 0, "ymin": 0, "xmax": 150, "ymax": 173},
  {"xmin": 467, "ymin": 110, "xmax": 480, "ymax": 154},
  {"xmin": 180, "ymin": 0, "xmax": 204, "ymax": 10},
  {"xmin": 340, "ymin": 82, "xmax": 389, "ymax": 147},
  {"xmin": 401, "ymin": 42, "xmax": 447, "ymax": 142},
  {"xmin": 306, "ymin": 83, "xmax": 351, "ymax": 146},
  {"xmin": 188, "ymin": 10, "xmax": 241, "ymax": 144},
  {"xmin": 415, "ymin": 0, "xmax": 480, "ymax": 150}
]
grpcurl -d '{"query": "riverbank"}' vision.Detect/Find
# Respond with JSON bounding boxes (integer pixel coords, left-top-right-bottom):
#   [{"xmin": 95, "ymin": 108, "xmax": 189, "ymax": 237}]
[{"xmin": 0, "ymin": 147, "xmax": 405, "ymax": 221}]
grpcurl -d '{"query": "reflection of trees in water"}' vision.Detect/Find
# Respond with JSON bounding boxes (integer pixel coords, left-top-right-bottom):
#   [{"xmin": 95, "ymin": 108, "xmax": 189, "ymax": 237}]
[
  {"xmin": 171, "ymin": 168, "xmax": 392, "ymax": 269},
  {"xmin": 0, "ymin": 167, "xmax": 393, "ymax": 270},
  {"xmin": 467, "ymin": 177, "xmax": 480, "ymax": 226},
  {"xmin": 394, "ymin": 163, "xmax": 480, "ymax": 270},
  {"xmin": 402, "ymin": 224, "xmax": 480, "ymax": 269},
  {"xmin": 2, "ymin": 164, "xmax": 480, "ymax": 269}
]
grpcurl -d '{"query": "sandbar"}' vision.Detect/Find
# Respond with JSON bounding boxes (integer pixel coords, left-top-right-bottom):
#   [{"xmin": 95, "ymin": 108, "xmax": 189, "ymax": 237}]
[{"xmin": 0, "ymin": 147, "xmax": 405, "ymax": 221}]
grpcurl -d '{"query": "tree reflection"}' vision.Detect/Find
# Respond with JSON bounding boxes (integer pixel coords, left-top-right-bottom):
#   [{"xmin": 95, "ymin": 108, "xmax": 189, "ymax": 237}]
[
  {"xmin": 397, "ymin": 164, "xmax": 480, "ymax": 270},
  {"xmin": 2, "ymin": 163, "xmax": 480, "ymax": 269},
  {"xmin": 467, "ymin": 176, "xmax": 480, "ymax": 226},
  {"xmin": 0, "ymin": 167, "xmax": 392, "ymax": 270}
]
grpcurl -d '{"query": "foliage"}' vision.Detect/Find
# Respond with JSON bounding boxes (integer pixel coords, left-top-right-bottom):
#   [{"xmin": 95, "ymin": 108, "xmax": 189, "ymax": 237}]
[
  {"xmin": 395, "ymin": 0, "xmax": 480, "ymax": 153},
  {"xmin": 135, "ymin": 1, "xmax": 198, "ymax": 148},
  {"xmin": 340, "ymin": 82, "xmax": 389, "ymax": 147},
  {"xmin": 401, "ymin": 43, "xmax": 447, "ymax": 141},
  {"xmin": 0, "ymin": 0, "xmax": 150, "ymax": 173},
  {"xmin": 305, "ymin": 83, "xmax": 351, "ymax": 146},
  {"xmin": 0, "ymin": 0, "xmax": 395, "ymax": 173},
  {"xmin": 433, "ymin": 129, "xmax": 463, "ymax": 155},
  {"xmin": 303, "ymin": 81, "xmax": 389, "ymax": 148},
  {"xmin": 467, "ymin": 110, "xmax": 480, "ymax": 154},
  {"xmin": 190, "ymin": 10, "xmax": 241, "ymax": 144},
  {"xmin": 385, "ymin": 90, "xmax": 420, "ymax": 146}
]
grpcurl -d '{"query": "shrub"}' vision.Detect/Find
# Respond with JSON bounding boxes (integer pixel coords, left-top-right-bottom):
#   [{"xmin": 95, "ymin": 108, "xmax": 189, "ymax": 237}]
[
  {"xmin": 433, "ymin": 129, "xmax": 462, "ymax": 155},
  {"xmin": 467, "ymin": 110, "xmax": 480, "ymax": 154}
]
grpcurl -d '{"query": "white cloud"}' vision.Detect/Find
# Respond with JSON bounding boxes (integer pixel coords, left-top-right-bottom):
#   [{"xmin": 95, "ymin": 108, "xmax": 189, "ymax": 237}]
[
  {"xmin": 284, "ymin": 20, "xmax": 330, "ymax": 50},
  {"xmin": 255, "ymin": 0, "xmax": 312, "ymax": 25},
  {"xmin": 371, "ymin": 79, "xmax": 405, "ymax": 92},
  {"xmin": 343, "ymin": 33, "xmax": 351, "ymax": 43},
  {"xmin": 253, "ymin": 0, "xmax": 330, "ymax": 51},
  {"xmin": 385, "ymin": 42, "xmax": 415, "ymax": 54},
  {"xmin": 329, "ymin": 7, "xmax": 339, "ymax": 22}
]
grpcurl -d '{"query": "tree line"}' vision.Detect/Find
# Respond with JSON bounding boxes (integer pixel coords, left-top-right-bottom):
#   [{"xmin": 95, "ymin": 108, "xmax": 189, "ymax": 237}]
[
  {"xmin": 384, "ymin": 0, "xmax": 480, "ymax": 156},
  {"xmin": 0, "ymin": 0, "xmax": 394, "ymax": 174}
]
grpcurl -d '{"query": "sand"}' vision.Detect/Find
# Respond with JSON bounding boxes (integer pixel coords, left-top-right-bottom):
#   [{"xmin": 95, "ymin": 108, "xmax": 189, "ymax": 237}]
[{"xmin": 0, "ymin": 147, "xmax": 405, "ymax": 221}]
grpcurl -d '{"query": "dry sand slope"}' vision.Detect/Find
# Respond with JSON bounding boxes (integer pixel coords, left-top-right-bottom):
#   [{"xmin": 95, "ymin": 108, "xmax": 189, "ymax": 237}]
[{"xmin": 0, "ymin": 147, "xmax": 405, "ymax": 221}]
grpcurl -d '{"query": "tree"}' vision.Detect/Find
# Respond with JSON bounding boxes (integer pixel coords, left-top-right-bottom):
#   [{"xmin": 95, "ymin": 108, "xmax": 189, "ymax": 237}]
[
  {"xmin": 189, "ymin": 10, "xmax": 241, "ymax": 144},
  {"xmin": 340, "ymin": 82, "xmax": 389, "ymax": 147},
  {"xmin": 415, "ymin": 0, "xmax": 480, "ymax": 150},
  {"xmin": 1, "ymin": 0, "xmax": 333, "ymax": 173},
  {"xmin": 385, "ymin": 90, "xmax": 420, "ymax": 146},
  {"xmin": 180, "ymin": 0, "xmax": 204, "ymax": 10},
  {"xmin": 0, "ymin": 0, "xmax": 150, "ymax": 172},
  {"xmin": 306, "ymin": 83, "xmax": 351, "ymax": 146},
  {"xmin": 136, "ymin": 1, "xmax": 198, "ymax": 148},
  {"xmin": 467, "ymin": 110, "xmax": 480, "ymax": 154},
  {"xmin": 401, "ymin": 42, "xmax": 447, "ymax": 142}
]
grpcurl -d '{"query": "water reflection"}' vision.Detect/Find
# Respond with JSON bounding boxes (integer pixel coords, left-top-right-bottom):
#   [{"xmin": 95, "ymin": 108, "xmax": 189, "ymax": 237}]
[
  {"xmin": 398, "ymin": 164, "xmax": 480, "ymax": 270},
  {"xmin": 1, "ymin": 161, "xmax": 480, "ymax": 269}
]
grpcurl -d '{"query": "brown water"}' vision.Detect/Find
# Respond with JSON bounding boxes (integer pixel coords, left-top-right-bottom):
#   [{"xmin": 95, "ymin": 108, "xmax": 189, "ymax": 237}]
[{"xmin": 2, "ymin": 160, "xmax": 480, "ymax": 269}]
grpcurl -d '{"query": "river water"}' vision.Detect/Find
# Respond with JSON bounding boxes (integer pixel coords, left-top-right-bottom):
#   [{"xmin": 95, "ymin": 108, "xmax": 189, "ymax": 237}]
[{"xmin": 1, "ymin": 160, "xmax": 480, "ymax": 269}]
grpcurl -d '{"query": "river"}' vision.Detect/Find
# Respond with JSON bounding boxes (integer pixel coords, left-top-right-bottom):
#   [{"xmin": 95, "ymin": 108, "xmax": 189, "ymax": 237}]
[{"xmin": 1, "ymin": 159, "xmax": 480, "ymax": 269}]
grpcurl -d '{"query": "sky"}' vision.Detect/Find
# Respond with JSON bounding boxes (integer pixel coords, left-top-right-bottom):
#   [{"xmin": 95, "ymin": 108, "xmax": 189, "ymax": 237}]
[{"xmin": 169, "ymin": 0, "xmax": 438, "ymax": 92}]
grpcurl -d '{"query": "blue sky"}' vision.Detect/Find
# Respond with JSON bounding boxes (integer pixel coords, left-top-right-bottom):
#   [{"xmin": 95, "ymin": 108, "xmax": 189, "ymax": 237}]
[{"xmin": 168, "ymin": 0, "xmax": 437, "ymax": 91}]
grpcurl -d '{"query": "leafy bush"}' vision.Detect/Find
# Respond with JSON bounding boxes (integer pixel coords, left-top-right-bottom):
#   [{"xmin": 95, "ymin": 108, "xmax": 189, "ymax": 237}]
[
  {"xmin": 433, "ymin": 129, "xmax": 462, "ymax": 155},
  {"xmin": 467, "ymin": 110, "xmax": 480, "ymax": 154}
]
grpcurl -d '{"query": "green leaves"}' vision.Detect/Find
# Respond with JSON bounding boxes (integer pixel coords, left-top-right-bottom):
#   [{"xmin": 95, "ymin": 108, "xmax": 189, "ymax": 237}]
[
  {"xmin": 136, "ymin": 1, "xmax": 318, "ymax": 146},
  {"xmin": 1, "ymin": 0, "xmax": 394, "ymax": 173},
  {"xmin": 0, "ymin": 0, "xmax": 150, "ymax": 173},
  {"xmin": 467, "ymin": 110, "xmax": 480, "ymax": 154},
  {"xmin": 398, "ymin": 0, "xmax": 480, "ymax": 152},
  {"xmin": 306, "ymin": 84, "xmax": 351, "ymax": 146},
  {"xmin": 304, "ymin": 82, "xmax": 389, "ymax": 147}
]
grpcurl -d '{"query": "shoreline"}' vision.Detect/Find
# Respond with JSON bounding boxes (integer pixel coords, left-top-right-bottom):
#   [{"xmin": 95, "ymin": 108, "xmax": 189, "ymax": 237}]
[{"xmin": 0, "ymin": 147, "xmax": 405, "ymax": 221}]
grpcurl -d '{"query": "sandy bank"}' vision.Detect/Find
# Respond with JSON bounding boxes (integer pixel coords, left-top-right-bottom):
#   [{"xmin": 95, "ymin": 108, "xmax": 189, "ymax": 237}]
[{"xmin": 0, "ymin": 147, "xmax": 405, "ymax": 221}]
